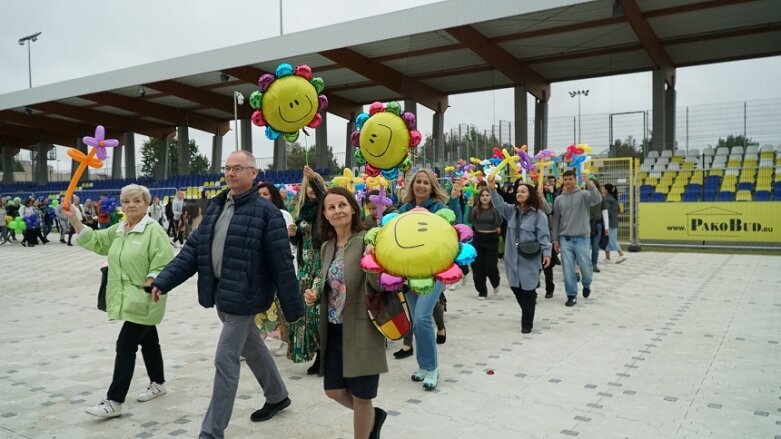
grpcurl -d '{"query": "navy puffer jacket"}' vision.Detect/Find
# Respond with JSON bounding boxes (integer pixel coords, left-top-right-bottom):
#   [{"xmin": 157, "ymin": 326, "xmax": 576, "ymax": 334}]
[{"xmin": 153, "ymin": 185, "xmax": 305, "ymax": 320}]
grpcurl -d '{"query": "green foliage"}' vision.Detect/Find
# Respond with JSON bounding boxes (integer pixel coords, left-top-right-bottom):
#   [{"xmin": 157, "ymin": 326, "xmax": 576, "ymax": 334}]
[
  {"xmin": 0, "ymin": 157, "xmax": 24, "ymax": 172},
  {"xmin": 268, "ymin": 142, "xmax": 340, "ymax": 173},
  {"xmin": 716, "ymin": 135, "xmax": 757, "ymax": 149},
  {"xmin": 418, "ymin": 126, "xmax": 504, "ymax": 164},
  {"xmin": 610, "ymin": 136, "xmax": 642, "ymax": 158},
  {"xmin": 140, "ymin": 137, "xmax": 210, "ymax": 177}
]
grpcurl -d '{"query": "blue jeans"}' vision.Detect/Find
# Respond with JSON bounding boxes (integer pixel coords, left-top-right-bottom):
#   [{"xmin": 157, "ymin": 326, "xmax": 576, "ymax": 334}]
[
  {"xmin": 405, "ymin": 281, "xmax": 445, "ymax": 371},
  {"xmin": 590, "ymin": 221, "xmax": 602, "ymax": 267},
  {"xmin": 559, "ymin": 236, "xmax": 592, "ymax": 298}
]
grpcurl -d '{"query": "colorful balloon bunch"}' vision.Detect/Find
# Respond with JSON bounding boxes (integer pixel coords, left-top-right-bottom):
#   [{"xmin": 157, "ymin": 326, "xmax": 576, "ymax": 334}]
[{"xmin": 249, "ymin": 63, "xmax": 328, "ymax": 142}]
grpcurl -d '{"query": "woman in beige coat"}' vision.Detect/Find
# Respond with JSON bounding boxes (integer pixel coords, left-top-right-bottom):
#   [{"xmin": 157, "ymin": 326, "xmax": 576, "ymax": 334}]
[{"xmin": 304, "ymin": 187, "xmax": 388, "ymax": 439}]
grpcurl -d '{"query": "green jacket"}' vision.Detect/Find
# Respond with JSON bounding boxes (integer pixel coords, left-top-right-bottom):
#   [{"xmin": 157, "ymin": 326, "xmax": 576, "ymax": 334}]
[{"xmin": 78, "ymin": 215, "xmax": 174, "ymax": 325}]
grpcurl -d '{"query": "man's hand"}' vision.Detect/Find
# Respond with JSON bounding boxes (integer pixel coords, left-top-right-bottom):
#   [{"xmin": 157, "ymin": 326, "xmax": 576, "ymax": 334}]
[
  {"xmin": 150, "ymin": 286, "xmax": 164, "ymax": 303},
  {"xmin": 542, "ymin": 256, "xmax": 551, "ymax": 268},
  {"xmin": 553, "ymin": 241, "xmax": 560, "ymax": 253}
]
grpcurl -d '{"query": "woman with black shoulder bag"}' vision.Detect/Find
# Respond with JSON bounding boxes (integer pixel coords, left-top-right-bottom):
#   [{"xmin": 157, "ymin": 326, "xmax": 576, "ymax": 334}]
[{"xmin": 487, "ymin": 175, "xmax": 552, "ymax": 334}]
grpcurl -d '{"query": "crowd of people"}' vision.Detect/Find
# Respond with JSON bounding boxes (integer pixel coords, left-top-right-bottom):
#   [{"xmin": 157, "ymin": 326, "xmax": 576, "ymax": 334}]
[{"xmin": 1, "ymin": 150, "xmax": 628, "ymax": 438}]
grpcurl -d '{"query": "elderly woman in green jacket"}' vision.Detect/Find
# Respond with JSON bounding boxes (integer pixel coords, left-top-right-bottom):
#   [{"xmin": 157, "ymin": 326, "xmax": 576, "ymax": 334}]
[{"xmin": 64, "ymin": 184, "xmax": 174, "ymax": 419}]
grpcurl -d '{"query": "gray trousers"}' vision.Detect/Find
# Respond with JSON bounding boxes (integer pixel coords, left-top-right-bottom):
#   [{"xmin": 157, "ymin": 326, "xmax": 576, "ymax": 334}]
[{"xmin": 200, "ymin": 310, "xmax": 288, "ymax": 439}]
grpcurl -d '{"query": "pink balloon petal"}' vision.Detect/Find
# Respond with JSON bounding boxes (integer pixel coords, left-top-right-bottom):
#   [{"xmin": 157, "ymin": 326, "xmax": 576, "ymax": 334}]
[
  {"xmin": 360, "ymin": 254, "xmax": 382, "ymax": 273},
  {"xmin": 453, "ymin": 224, "xmax": 474, "ymax": 242},
  {"xmin": 435, "ymin": 264, "xmax": 463, "ymax": 285},
  {"xmin": 368, "ymin": 102, "xmax": 384, "ymax": 116},
  {"xmin": 379, "ymin": 272, "xmax": 404, "ymax": 291}
]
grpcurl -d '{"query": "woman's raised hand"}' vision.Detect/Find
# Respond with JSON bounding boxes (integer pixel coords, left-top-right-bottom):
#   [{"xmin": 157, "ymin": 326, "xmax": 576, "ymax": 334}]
[{"xmin": 303, "ymin": 288, "xmax": 317, "ymax": 306}]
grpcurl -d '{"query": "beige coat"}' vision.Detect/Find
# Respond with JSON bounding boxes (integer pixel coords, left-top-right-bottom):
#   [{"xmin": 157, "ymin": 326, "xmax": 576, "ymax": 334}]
[{"xmin": 317, "ymin": 231, "xmax": 388, "ymax": 378}]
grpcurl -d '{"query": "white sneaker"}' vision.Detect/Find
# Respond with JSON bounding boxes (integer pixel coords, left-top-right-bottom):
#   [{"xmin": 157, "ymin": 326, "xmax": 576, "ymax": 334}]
[
  {"xmin": 274, "ymin": 342, "xmax": 288, "ymax": 357},
  {"xmin": 478, "ymin": 296, "xmax": 486, "ymax": 301},
  {"xmin": 448, "ymin": 284, "xmax": 456, "ymax": 291},
  {"xmin": 492, "ymin": 286, "xmax": 500, "ymax": 295},
  {"xmin": 461, "ymin": 277, "xmax": 467, "ymax": 286},
  {"xmin": 85, "ymin": 399, "xmax": 122, "ymax": 418},
  {"xmin": 137, "ymin": 382, "xmax": 167, "ymax": 402},
  {"xmin": 616, "ymin": 256, "xmax": 627, "ymax": 264}
]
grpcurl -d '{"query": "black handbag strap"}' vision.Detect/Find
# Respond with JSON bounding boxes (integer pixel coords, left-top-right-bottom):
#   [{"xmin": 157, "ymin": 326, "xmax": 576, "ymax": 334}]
[{"xmin": 514, "ymin": 206, "xmax": 539, "ymax": 244}]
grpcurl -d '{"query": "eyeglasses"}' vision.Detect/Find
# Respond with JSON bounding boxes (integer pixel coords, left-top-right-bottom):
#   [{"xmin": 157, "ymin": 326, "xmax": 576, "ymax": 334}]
[{"xmin": 222, "ymin": 165, "xmax": 256, "ymax": 174}]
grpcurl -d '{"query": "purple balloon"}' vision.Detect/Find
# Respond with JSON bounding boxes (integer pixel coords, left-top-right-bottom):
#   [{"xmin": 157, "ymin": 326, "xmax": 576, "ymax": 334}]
[
  {"xmin": 318, "ymin": 95, "xmax": 329, "ymax": 112},
  {"xmin": 351, "ymin": 130, "xmax": 361, "ymax": 147},
  {"xmin": 258, "ymin": 73, "xmax": 275, "ymax": 92},
  {"xmin": 402, "ymin": 112, "xmax": 416, "ymax": 129}
]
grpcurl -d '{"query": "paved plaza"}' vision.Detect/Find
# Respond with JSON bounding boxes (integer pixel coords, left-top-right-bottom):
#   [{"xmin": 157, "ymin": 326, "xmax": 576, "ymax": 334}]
[{"xmin": 0, "ymin": 242, "xmax": 779, "ymax": 439}]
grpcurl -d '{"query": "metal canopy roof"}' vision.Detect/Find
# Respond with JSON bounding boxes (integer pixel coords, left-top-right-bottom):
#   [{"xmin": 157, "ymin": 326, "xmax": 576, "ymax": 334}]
[{"xmin": 1, "ymin": 0, "xmax": 779, "ymax": 148}]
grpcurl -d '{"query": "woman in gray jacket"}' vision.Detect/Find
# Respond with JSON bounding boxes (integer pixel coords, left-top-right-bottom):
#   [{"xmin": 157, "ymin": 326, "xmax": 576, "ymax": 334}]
[{"xmin": 488, "ymin": 176, "xmax": 552, "ymax": 334}]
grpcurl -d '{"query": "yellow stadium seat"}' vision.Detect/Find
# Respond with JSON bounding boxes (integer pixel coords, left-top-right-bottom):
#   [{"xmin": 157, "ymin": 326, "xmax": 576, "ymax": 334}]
[
  {"xmin": 709, "ymin": 169, "xmax": 723, "ymax": 177},
  {"xmin": 669, "ymin": 186, "xmax": 684, "ymax": 195},
  {"xmin": 727, "ymin": 159, "xmax": 741, "ymax": 168},
  {"xmin": 682, "ymin": 162, "xmax": 695, "ymax": 170},
  {"xmin": 666, "ymin": 193, "xmax": 681, "ymax": 202},
  {"xmin": 735, "ymin": 190, "xmax": 752, "ymax": 201},
  {"xmin": 760, "ymin": 151, "xmax": 774, "ymax": 160},
  {"xmin": 744, "ymin": 159, "xmax": 757, "ymax": 168},
  {"xmin": 656, "ymin": 185, "xmax": 670, "ymax": 194}
]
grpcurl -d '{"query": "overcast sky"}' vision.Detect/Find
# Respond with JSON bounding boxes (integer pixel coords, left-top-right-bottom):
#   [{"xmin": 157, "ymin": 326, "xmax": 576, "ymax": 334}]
[{"xmin": 1, "ymin": 0, "xmax": 780, "ymax": 174}]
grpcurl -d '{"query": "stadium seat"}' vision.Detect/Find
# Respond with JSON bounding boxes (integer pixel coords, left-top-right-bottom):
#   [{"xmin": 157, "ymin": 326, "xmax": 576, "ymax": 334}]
[
  {"xmin": 718, "ymin": 191, "xmax": 735, "ymax": 201},
  {"xmin": 735, "ymin": 190, "xmax": 752, "ymax": 201},
  {"xmin": 666, "ymin": 193, "xmax": 681, "ymax": 202},
  {"xmin": 715, "ymin": 147, "xmax": 730, "ymax": 156},
  {"xmin": 647, "ymin": 151, "xmax": 659, "ymax": 159},
  {"xmin": 754, "ymin": 191, "xmax": 771, "ymax": 201}
]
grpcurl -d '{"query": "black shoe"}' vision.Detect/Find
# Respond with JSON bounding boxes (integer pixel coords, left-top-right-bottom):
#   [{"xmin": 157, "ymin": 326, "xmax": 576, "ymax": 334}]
[
  {"xmin": 565, "ymin": 297, "xmax": 577, "ymax": 307},
  {"xmin": 250, "ymin": 397, "xmax": 291, "ymax": 422},
  {"xmin": 393, "ymin": 347, "xmax": 413, "ymax": 359},
  {"xmin": 369, "ymin": 407, "xmax": 387, "ymax": 439},
  {"xmin": 583, "ymin": 288, "xmax": 591, "ymax": 298},
  {"xmin": 521, "ymin": 327, "xmax": 532, "ymax": 334},
  {"xmin": 59, "ymin": 239, "xmax": 66, "ymax": 243},
  {"xmin": 544, "ymin": 292, "xmax": 553, "ymax": 299},
  {"xmin": 593, "ymin": 266, "xmax": 600, "ymax": 273},
  {"xmin": 436, "ymin": 329, "xmax": 446, "ymax": 345},
  {"xmin": 66, "ymin": 243, "xmax": 73, "ymax": 246}
]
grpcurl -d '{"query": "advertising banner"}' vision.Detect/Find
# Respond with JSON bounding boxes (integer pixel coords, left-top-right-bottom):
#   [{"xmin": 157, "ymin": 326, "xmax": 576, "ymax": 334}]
[{"xmin": 639, "ymin": 202, "xmax": 781, "ymax": 243}]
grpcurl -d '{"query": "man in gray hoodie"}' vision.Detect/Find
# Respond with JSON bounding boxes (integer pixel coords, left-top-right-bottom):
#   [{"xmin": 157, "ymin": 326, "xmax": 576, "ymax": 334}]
[{"xmin": 551, "ymin": 170, "xmax": 603, "ymax": 306}]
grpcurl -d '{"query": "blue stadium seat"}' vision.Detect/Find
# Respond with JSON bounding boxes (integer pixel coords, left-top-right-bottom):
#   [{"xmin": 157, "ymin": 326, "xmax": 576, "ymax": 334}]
[
  {"xmin": 753, "ymin": 191, "xmax": 771, "ymax": 201},
  {"xmin": 736, "ymin": 182, "xmax": 754, "ymax": 191},
  {"xmin": 718, "ymin": 191, "xmax": 735, "ymax": 201}
]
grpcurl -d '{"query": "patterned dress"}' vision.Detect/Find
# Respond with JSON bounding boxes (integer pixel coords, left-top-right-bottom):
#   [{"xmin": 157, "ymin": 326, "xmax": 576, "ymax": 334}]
[{"xmin": 287, "ymin": 220, "xmax": 322, "ymax": 362}]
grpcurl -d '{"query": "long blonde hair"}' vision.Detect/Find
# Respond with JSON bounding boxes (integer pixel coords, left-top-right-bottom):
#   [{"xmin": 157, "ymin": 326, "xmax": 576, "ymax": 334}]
[{"xmin": 402, "ymin": 169, "xmax": 448, "ymax": 205}]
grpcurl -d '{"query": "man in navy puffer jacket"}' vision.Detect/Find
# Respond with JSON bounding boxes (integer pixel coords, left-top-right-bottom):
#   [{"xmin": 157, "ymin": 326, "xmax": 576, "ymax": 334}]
[{"xmin": 152, "ymin": 150, "xmax": 304, "ymax": 439}]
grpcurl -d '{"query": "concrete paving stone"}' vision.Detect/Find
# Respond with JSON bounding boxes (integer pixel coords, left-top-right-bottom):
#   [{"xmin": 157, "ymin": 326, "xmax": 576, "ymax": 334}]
[{"xmin": 1, "ymin": 244, "xmax": 779, "ymax": 437}]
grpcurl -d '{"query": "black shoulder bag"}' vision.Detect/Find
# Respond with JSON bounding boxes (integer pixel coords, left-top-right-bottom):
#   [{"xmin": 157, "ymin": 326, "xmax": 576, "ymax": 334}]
[{"xmin": 515, "ymin": 208, "xmax": 541, "ymax": 259}]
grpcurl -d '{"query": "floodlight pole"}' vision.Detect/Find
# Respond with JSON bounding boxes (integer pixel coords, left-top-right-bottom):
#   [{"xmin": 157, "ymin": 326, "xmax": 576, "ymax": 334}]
[
  {"xmin": 569, "ymin": 89, "xmax": 589, "ymax": 144},
  {"xmin": 18, "ymin": 32, "xmax": 42, "ymax": 88}
]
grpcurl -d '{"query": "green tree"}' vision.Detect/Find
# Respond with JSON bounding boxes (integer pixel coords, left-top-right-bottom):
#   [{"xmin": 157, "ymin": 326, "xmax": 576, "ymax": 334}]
[
  {"xmin": 0, "ymin": 155, "xmax": 24, "ymax": 172},
  {"xmin": 609, "ymin": 135, "xmax": 642, "ymax": 158},
  {"xmin": 716, "ymin": 134, "xmax": 758, "ymax": 150},
  {"xmin": 268, "ymin": 142, "xmax": 341, "ymax": 173},
  {"xmin": 140, "ymin": 137, "xmax": 210, "ymax": 177}
]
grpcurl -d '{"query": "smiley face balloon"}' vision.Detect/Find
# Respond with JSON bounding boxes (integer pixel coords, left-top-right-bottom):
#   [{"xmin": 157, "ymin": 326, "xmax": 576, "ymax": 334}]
[
  {"xmin": 249, "ymin": 63, "xmax": 328, "ymax": 143},
  {"xmin": 352, "ymin": 101, "xmax": 421, "ymax": 179},
  {"xmin": 360, "ymin": 208, "xmax": 477, "ymax": 294}
]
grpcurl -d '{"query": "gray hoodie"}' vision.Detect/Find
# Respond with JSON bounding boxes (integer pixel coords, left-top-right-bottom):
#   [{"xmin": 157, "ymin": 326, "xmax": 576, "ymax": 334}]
[{"xmin": 551, "ymin": 183, "xmax": 602, "ymax": 242}]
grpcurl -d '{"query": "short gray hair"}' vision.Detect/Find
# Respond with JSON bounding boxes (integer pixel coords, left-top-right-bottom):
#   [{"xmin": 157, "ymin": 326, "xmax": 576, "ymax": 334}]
[{"xmin": 120, "ymin": 184, "xmax": 152, "ymax": 205}]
